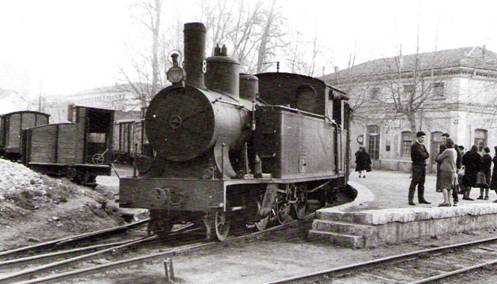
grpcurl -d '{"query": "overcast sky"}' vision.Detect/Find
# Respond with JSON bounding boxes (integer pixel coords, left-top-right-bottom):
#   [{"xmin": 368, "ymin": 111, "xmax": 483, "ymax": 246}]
[{"xmin": 0, "ymin": 0, "xmax": 496, "ymax": 97}]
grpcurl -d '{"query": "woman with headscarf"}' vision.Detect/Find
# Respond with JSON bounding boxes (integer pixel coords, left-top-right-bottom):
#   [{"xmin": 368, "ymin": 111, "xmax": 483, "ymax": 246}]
[
  {"xmin": 491, "ymin": 146, "xmax": 497, "ymax": 202},
  {"xmin": 436, "ymin": 138, "xmax": 458, "ymax": 206}
]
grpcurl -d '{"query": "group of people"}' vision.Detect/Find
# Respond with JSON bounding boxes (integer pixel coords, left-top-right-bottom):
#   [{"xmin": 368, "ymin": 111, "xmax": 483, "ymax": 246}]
[{"xmin": 409, "ymin": 131, "xmax": 497, "ymax": 207}]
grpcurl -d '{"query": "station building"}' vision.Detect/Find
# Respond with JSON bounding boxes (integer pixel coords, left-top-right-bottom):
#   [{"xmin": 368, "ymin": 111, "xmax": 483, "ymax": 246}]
[
  {"xmin": 33, "ymin": 84, "xmax": 143, "ymax": 122},
  {"xmin": 323, "ymin": 46, "xmax": 497, "ymax": 173}
]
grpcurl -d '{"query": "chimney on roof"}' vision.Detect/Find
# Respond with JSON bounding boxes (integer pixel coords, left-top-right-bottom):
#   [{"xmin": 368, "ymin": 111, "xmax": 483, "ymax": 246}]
[
  {"xmin": 334, "ymin": 66, "xmax": 339, "ymax": 73},
  {"xmin": 482, "ymin": 44, "xmax": 486, "ymax": 59}
]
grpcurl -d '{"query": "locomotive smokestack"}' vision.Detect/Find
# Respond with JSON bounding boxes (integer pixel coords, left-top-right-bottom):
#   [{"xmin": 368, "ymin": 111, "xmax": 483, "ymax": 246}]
[{"xmin": 183, "ymin": 22, "xmax": 206, "ymax": 89}]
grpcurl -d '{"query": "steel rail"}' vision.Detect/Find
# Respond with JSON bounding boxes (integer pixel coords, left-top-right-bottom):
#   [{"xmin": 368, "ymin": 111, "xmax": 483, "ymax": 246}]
[
  {"xmin": 267, "ymin": 234, "xmax": 497, "ymax": 284},
  {"xmin": 0, "ymin": 223, "xmax": 196, "ymax": 284},
  {"xmin": 10, "ymin": 213, "xmax": 315, "ymax": 284},
  {"xmin": 0, "ymin": 236, "xmax": 156, "ymax": 284},
  {"xmin": 408, "ymin": 258, "xmax": 497, "ymax": 284},
  {"xmin": 0, "ymin": 218, "xmax": 149, "ymax": 258},
  {"xmin": 0, "ymin": 239, "xmax": 135, "ymax": 267}
]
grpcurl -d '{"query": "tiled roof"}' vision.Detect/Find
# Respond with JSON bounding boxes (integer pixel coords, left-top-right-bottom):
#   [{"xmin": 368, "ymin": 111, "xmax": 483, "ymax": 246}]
[{"xmin": 322, "ymin": 46, "xmax": 497, "ymax": 81}]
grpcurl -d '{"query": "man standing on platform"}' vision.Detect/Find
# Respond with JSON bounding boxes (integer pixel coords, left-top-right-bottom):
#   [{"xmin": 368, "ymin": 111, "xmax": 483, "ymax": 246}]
[{"xmin": 409, "ymin": 131, "xmax": 431, "ymax": 205}]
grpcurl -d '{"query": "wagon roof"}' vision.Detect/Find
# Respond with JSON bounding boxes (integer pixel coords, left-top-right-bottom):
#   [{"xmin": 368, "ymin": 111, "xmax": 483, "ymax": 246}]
[{"xmin": 0, "ymin": 110, "xmax": 50, "ymax": 117}]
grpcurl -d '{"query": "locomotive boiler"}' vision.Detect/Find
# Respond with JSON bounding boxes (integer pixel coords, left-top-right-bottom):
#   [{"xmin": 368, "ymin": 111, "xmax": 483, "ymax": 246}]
[{"xmin": 119, "ymin": 22, "xmax": 351, "ymax": 241}]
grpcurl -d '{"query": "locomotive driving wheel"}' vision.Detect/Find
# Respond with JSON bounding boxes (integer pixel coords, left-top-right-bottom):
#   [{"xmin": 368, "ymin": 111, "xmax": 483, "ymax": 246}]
[{"xmin": 204, "ymin": 209, "xmax": 231, "ymax": 241}]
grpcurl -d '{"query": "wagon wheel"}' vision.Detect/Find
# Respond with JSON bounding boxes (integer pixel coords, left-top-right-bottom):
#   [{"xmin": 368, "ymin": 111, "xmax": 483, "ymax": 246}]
[
  {"xmin": 91, "ymin": 154, "xmax": 105, "ymax": 164},
  {"xmin": 204, "ymin": 210, "xmax": 230, "ymax": 241},
  {"xmin": 66, "ymin": 167, "xmax": 77, "ymax": 181}
]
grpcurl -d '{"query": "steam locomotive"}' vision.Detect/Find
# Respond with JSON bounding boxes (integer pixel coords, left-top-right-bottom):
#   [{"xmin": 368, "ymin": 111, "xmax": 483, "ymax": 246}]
[{"xmin": 119, "ymin": 22, "xmax": 351, "ymax": 241}]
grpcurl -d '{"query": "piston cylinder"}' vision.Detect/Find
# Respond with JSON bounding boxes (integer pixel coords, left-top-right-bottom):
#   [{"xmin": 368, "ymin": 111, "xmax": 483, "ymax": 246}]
[{"xmin": 183, "ymin": 23, "xmax": 206, "ymax": 89}]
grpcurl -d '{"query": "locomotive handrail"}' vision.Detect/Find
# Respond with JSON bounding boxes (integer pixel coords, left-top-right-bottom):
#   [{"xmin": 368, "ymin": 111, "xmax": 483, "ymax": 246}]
[
  {"xmin": 260, "ymin": 104, "xmax": 325, "ymax": 119},
  {"xmin": 211, "ymin": 97, "xmax": 251, "ymax": 111}
]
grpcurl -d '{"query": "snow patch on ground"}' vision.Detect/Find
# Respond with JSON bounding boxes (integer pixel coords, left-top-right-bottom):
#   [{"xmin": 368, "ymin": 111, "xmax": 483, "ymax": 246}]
[{"xmin": 0, "ymin": 159, "xmax": 46, "ymax": 199}]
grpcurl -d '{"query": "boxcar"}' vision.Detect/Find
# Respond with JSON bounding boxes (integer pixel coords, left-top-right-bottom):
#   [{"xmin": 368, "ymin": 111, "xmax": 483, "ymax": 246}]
[
  {"xmin": 0, "ymin": 111, "xmax": 50, "ymax": 160},
  {"xmin": 113, "ymin": 118, "xmax": 152, "ymax": 163},
  {"xmin": 21, "ymin": 106, "xmax": 114, "ymax": 186}
]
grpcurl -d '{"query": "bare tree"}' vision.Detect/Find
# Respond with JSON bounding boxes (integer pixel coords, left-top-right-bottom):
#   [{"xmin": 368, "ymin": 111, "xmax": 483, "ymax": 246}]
[
  {"xmin": 121, "ymin": 0, "xmax": 169, "ymax": 108},
  {"xmin": 200, "ymin": 0, "xmax": 285, "ymax": 73},
  {"xmin": 286, "ymin": 32, "xmax": 323, "ymax": 77}
]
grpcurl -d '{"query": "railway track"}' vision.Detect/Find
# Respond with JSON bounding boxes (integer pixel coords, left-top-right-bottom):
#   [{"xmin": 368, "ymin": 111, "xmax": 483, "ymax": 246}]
[
  {"xmin": 268, "ymin": 234, "xmax": 497, "ymax": 284},
  {"xmin": 0, "ymin": 213, "xmax": 313, "ymax": 284},
  {"xmin": 0, "ymin": 218, "xmax": 149, "ymax": 261}
]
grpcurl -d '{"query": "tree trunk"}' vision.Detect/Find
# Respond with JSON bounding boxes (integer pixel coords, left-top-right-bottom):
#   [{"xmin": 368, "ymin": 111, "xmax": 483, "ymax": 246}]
[
  {"xmin": 407, "ymin": 113, "xmax": 417, "ymax": 139},
  {"xmin": 256, "ymin": 0, "xmax": 276, "ymax": 73},
  {"xmin": 151, "ymin": 0, "xmax": 162, "ymax": 102}
]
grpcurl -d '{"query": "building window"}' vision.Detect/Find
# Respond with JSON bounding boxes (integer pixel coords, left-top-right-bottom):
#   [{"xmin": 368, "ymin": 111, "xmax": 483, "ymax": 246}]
[
  {"xmin": 432, "ymin": 82, "xmax": 445, "ymax": 97},
  {"xmin": 367, "ymin": 125, "xmax": 380, "ymax": 160},
  {"xmin": 474, "ymin": 129, "xmax": 488, "ymax": 152},
  {"xmin": 401, "ymin": 131, "xmax": 412, "ymax": 157},
  {"xmin": 369, "ymin": 87, "xmax": 380, "ymax": 100},
  {"xmin": 431, "ymin": 131, "xmax": 444, "ymax": 164}
]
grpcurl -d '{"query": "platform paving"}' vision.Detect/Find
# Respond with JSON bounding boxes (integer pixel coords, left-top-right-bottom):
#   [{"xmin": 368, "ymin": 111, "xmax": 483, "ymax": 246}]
[{"xmin": 310, "ymin": 170, "xmax": 497, "ymax": 247}]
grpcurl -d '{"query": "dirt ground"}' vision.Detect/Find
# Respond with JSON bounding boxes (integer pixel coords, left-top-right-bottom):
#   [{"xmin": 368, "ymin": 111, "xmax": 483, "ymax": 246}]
[
  {"xmin": 71, "ymin": 171, "xmax": 497, "ymax": 284},
  {"xmin": 0, "ymin": 163, "xmax": 136, "ymax": 251},
  {"xmin": 72, "ymin": 224, "xmax": 497, "ymax": 284}
]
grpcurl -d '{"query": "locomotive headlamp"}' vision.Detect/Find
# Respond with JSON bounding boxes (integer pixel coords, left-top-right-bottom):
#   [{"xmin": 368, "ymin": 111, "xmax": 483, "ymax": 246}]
[
  {"xmin": 167, "ymin": 66, "xmax": 184, "ymax": 84},
  {"xmin": 167, "ymin": 51, "xmax": 184, "ymax": 84}
]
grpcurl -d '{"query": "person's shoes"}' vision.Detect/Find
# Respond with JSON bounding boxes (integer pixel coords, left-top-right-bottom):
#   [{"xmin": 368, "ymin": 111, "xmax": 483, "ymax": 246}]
[
  {"xmin": 485, "ymin": 196, "xmax": 489, "ymax": 200},
  {"xmin": 463, "ymin": 197, "xmax": 474, "ymax": 201},
  {"xmin": 419, "ymin": 200, "xmax": 431, "ymax": 204},
  {"xmin": 453, "ymin": 202, "xmax": 458, "ymax": 207},
  {"xmin": 438, "ymin": 203, "xmax": 450, "ymax": 207},
  {"xmin": 477, "ymin": 196, "xmax": 484, "ymax": 200},
  {"xmin": 408, "ymin": 201, "xmax": 416, "ymax": 206}
]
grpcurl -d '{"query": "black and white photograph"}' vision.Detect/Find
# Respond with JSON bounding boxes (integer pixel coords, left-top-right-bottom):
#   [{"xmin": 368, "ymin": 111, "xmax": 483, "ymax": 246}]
[{"xmin": 1, "ymin": 0, "xmax": 497, "ymax": 283}]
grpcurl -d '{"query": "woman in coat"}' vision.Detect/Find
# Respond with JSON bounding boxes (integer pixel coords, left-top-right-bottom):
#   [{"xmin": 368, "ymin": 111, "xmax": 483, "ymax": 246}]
[
  {"xmin": 462, "ymin": 145, "xmax": 481, "ymax": 200},
  {"xmin": 478, "ymin": 147, "xmax": 492, "ymax": 200},
  {"xmin": 436, "ymin": 138, "xmax": 458, "ymax": 206},
  {"xmin": 491, "ymin": 146, "xmax": 497, "ymax": 202},
  {"xmin": 355, "ymin": 147, "xmax": 371, "ymax": 178}
]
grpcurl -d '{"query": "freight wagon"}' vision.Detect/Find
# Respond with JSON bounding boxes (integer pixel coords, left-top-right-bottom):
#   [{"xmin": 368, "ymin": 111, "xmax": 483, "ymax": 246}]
[
  {"xmin": 21, "ymin": 105, "xmax": 114, "ymax": 186},
  {"xmin": 0, "ymin": 111, "xmax": 50, "ymax": 160}
]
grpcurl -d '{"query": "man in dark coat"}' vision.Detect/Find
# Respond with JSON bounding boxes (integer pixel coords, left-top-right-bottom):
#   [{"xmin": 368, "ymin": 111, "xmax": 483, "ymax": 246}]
[
  {"xmin": 408, "ymin": 131, "xmax": 430, "ymax": 205},
  {"xmin": 462, "ymin": 145, "xmax": 481, "ymax": 200}
]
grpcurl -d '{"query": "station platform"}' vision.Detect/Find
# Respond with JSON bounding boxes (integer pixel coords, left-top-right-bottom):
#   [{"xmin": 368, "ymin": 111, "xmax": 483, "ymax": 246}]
[{"xmin": 310, "ymin": 170, "xmax": 497, "ymax": 248}]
